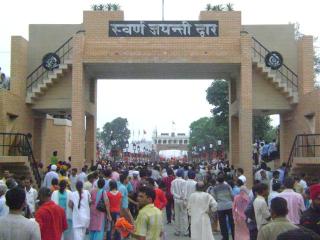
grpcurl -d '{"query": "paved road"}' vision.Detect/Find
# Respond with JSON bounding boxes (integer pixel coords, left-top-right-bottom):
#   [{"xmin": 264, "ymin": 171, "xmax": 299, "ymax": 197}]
[{"xmin": 163, "ymin": 221, "xmax": 223, "ymax": 240}]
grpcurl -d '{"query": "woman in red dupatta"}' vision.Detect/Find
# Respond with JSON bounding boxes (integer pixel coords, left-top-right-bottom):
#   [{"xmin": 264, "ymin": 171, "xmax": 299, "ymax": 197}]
[{"xmin": 233, "ymin": 186, "xmax": 250, "ymax": 240}]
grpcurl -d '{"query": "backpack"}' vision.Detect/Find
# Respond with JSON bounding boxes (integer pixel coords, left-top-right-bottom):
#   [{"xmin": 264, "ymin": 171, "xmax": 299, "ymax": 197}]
[{"xmin": 244, "ymin": 200, "xmax": 257, "ymax": 231}]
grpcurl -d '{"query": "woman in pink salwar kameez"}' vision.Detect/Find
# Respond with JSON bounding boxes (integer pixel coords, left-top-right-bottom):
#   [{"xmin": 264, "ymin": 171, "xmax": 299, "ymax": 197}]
[{"xmin": 233, "ymin": 186, "xmax": 250, "ymax": 240}]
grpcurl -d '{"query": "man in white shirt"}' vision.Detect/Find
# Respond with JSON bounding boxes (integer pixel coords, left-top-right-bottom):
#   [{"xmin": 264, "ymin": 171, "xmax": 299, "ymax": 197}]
[
  {"xmin": 43, "ymin": 165, "xmax": 59, "ymax": 188},
  {"xmin": 237, "ymin": 168, "xmax": 247, "ymax": 184},
  {"xmin": 253, "ymin": 183, "xmax": 270, "ymax": 230},
  {"xmin": 77, "ymin": 167, "xmax": 87, "ymax": 183},
  {"xmin": 0, "ymin": 184, "xmax": 9, "ymax": 217},
  {"xmin": 69, "ymin": 168, "xmax": 78, "ymax": 192},
  {"xmin": 185, "ymin": 170, "xmax": 197, "ymax": 237},
  {"xmin": 268, "ymin": 182, "xmax": 281, "ymax": 207},
  {"xmin": 185, "ymin": 170, "xmax": 197, "ymax": 200},
  {"xmin": 255, "ymin": 162, "xmax": 269, "ymax": 182},
  {"xmin": 25, "ymin": 178, "xmax": 37, "ymax": 216},
  {"xmin": 0, "ymin": 187, "xmax": 41, "ymax": 240},
  {"xmin": 299, "ymin": 173, "xmax": 308, "ymax": 192},
  {"xmin": 171, "ymin": 169, "xmax": 188, "ymax": 237}
]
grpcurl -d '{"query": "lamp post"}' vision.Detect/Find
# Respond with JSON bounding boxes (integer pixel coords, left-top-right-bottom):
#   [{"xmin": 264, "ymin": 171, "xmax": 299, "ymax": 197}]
[
  {"xmin": 133, "ymin": 143, "xmax": 136, "ymax": 161},
  {"xmin": 137, "ymin": 145, "xmax": 140, "ymax": 161},
  {"xmin": 217, "ymin": 140, "xmax": 222, "ymax": 159},
  {"xmin": 125, "ymin": 141, "xmax": 129, "ymax": 159},
  {"xmin": 209, "ymin": 143, "xmax": 213, "ymax": 162},
  {"xmin": 111, "ymin": 138, "xmax": 117, "ymax": 162}
]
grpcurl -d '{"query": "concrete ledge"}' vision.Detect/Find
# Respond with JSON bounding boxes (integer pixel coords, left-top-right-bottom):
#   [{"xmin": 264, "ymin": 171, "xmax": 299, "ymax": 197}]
[
  {"xmin": 230, "ymin": 100, "xmax": 239, "ymax": 116},
  {"xmin": 293, "ymin": 157, "xmax": 320, "ymax": 165},
  {"xmin": 0, "ymin": 156, "xmax": 28, "ymax": 163},
  {"xmin": 53, "ymin": 118, "xmax": 72, "ymax": 127}
]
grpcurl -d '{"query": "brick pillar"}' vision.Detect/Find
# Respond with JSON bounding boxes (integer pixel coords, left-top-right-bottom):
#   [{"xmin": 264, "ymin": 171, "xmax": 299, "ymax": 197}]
[
  {"xmin": 298, "ymin": 36, "xmax": 314, "ymax": 96},
  {"xmin": 229, "ymin": 116, "xmax": 239, "ymax": 167},
  {"xmin": 85, "ymin": 115, "xmax": 96, "ymax": 166},
  {"xmin": 10, "ymin": 36, "xmax": 28, "ymax": 98},
  {"xmin": 239, "ymin": 35, "xmax": 253, "ymax": 187},
  {"xmin": 280, "ymin": 113, "xmax": 294, "ymax": 168},
  {"xmin": 33, "ymin": 118, "xmax": 42, "ymax": 163},
  {"xmin": 71, "ymin": 33, "xmax": 85, "ymax": 170}
]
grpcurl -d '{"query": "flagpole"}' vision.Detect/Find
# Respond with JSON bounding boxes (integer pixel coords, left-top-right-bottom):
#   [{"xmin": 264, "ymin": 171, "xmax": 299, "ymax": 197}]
[{"xmin": 162, "ymin": 0, "xmax": 164, "ymax": 21}]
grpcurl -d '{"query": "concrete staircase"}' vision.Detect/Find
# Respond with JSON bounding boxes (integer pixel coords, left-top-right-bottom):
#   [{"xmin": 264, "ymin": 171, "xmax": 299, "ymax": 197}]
[
  {"xmin": 251, "ymin": 36, "xmax": 299, "ymax": 105},
  {"xmin": 0, "ymin": 156, "xmax": 40, "ymax": 188},
  {"xmin": 252, "ymin": 57, "xmax": 298, "ymax": 104},
  {"xmin": 26, "ymin": 60, "xmax": 72, "ymax": 104}
]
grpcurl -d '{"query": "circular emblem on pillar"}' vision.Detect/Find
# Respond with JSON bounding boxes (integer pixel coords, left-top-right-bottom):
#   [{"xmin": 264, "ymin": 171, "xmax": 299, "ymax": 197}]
[
  {"xmin": 42, "ymin": 53, "xmax": 61, "ymax": 71},
  {"xmin": 265, "ymin": 51, "xmax": 283, "ymax": 70}
]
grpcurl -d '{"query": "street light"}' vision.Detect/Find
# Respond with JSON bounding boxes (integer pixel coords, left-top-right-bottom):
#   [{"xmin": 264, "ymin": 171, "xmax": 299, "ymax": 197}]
[
  {"xmin": 217, "ymin": 140, "xmax": 222, "ymax": 159},
  {"xmin": 110, "ymin": 138, "xmax": 117, "ymax": 162},
  {"xmin": 202, "ymin": 146, "xmax": 206, "ymax": 160},
  {"xmin": 209, "ymin": 143, "xmax": 213, "ymax": 161},
  {"xmin": 137, "ymin": 145, "xmax": 140, "ymax": 161},
  {"xmin": 125, "ymin": 141, "xmax": 129, "ymax": 158},
  {"xmin": 133, "ymin": 143, "xmax": 136, "ymax": 161}
]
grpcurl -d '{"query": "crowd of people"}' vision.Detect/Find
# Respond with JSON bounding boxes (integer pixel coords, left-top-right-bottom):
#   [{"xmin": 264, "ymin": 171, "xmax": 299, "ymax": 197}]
[{"xmin": 0, "ymin": 155, "xmax": 320, "ymax": 240}]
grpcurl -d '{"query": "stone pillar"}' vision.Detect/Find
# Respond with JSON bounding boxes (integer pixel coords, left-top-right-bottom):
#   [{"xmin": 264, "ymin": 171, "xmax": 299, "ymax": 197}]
[
  {"xmin": 298, "ymin": 36, "xmax": 314, "ymax": 96},
  {"xmin": 10, "ymin": 36, "xmax": 28, "ymax": 98},
  {"xmin": 85, "ymin": 115, "xmax": 96, "ymax": 166},
  {"xmin": 239, "ymin": 34, "xmax": 253, "ymax": 186},
  {"xmin": 229, "ymin": 116, "xmax": 239, "ymax": 167},
  {"xmin": 71, "ymin": 33, "xmax": 85, "ymax": 170},
  {"xmin": 280, "ymin": 113, "xmax": 294, "ymax": 168}
]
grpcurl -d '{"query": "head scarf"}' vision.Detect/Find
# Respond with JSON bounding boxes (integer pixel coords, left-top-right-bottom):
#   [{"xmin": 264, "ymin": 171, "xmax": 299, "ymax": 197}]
[
  {"xmin": 309, "ymin": 184, "xmax": 320, "ymax": 201},
  {"xmin": 233, "ymin": 186, "xmax": 250, "ymax": 221}
]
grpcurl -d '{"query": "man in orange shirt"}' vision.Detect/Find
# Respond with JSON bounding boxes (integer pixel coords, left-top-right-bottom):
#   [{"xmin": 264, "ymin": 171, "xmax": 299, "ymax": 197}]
[
  {"xmin": 35, "ymin": 187, "xmax": 67, "ymax": 240},
  {"xmin": 146, "ymin": 178, "xmax": 167, "ymax": 210}
]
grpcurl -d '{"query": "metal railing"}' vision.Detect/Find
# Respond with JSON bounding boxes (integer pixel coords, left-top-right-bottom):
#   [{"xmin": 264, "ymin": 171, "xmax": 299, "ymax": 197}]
[
  {"xmin": 26, "ymin": 36, "xmax": 74, "ymax": 93},
  {"xmin": 0, "ymin": 133, "xmax": 41, "ymax": 187},
  {"xmin": 287, "ymin": 134, "xmax": 320, "ymax": 169},
  {"xmin": 252, "ymin": 37, "xmax": 298, "ymax": 95}
]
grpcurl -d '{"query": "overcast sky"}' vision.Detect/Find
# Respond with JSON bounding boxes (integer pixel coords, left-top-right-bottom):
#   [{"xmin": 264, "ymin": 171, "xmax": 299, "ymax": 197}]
[{"xmin": 1, "ymin": 0, "xmax": 320, "ymax": 141}]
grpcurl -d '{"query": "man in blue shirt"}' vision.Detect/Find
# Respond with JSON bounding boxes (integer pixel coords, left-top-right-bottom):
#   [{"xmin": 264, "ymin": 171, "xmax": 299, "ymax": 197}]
[
  {"xmin": 261, "ymin": 142, "xmax": 270, "ymax": 161},
  {"xmin": 118, "ymin": 173, "xmax": 134, "ymax": 224}
]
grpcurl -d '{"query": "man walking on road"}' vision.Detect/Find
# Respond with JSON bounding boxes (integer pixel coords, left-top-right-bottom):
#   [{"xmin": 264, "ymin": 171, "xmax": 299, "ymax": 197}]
[{"xmin": 171, "ymin": 169, "xmax": 188, "ymax": 237}]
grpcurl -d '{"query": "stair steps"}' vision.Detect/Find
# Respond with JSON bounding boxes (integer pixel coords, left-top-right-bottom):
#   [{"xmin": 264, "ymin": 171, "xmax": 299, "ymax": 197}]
[
  {"xmin": 26, "ymin": 61, "xmax": 72, "ymax": 104},
  {"xmin": 252, "ymin": 57, "xmax": 298, "ymax": 104}
]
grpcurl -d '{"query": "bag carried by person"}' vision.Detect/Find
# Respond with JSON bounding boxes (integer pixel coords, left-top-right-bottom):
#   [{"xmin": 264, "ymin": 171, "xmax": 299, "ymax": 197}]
[{"xmin": 96, "ymin": 190, "xmax": 107, "ymax": 212}]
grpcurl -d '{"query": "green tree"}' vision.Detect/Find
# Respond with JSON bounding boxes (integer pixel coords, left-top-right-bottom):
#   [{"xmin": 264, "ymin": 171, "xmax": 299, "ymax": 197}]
[
  {"xmin": 91, "ymin": 3, "xmax": 121, "ymax": 11},
  {"xmin": 293, "ymin": 22, "xmax": 320, "ymax": 78},
  {"xmin": 206, "ymin": 3, "xmax": 234, "ymax": 11},
  {"xmin": 100, "ymin": 117, "xmax": 130, "ymax": 151},
  {"xmin": 206, "ymin": 79, "xmax": 229, "ymax": 125},
  {"xmin": 206, "ymin": 3, "xmax": 212, "ymax": 11},
  {"xmin": 211, "ymin": 4, "xmax": 224, "ymax": 11},
  {"xmin": 206, "ymin": 80, "xmax": 275, "ymax": 149},
  {"xmin": 253, "ymin": 116, "xmax": 274, "ymax": 142},
  {"xmin": 226, "ymin": 3, "xmax": 234, "ymax": 11},
  {"xmin": 189, "ymin": 117, "xmax": 227, "ymax": 150}
]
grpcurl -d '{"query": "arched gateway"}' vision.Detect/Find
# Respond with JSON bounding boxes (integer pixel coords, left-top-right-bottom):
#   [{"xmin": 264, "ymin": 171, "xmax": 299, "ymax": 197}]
[{"xmin": 0, "ymin": 10, "xmax": 319, "ymax": 187}]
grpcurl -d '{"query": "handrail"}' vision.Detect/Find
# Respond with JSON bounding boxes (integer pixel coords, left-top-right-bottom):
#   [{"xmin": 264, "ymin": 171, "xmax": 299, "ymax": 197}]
[
  {"xmin": 251, "ymin": 36, "xmax": 298, "ymax": 94},
  {"xmin": 252, "ymin": 37, "xmax": 298, "ymax": 78},
  {"xmin": 286, "ymin": 134, "xmax": 320, "ymax": 172},
  {"xmin": 26, "ymin": 35, "xmax": 75, "ymax": 93},
  {"xmin": 0, "ymin": 133, "xmax": 41, "ymax": 187},
  {"xmin": 286, "ymin": 135, "xmax": 298, "ymax": 169},
  {"xmin": 25, "ymin": 136, "xmax": 42, "ymax": 188}
]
